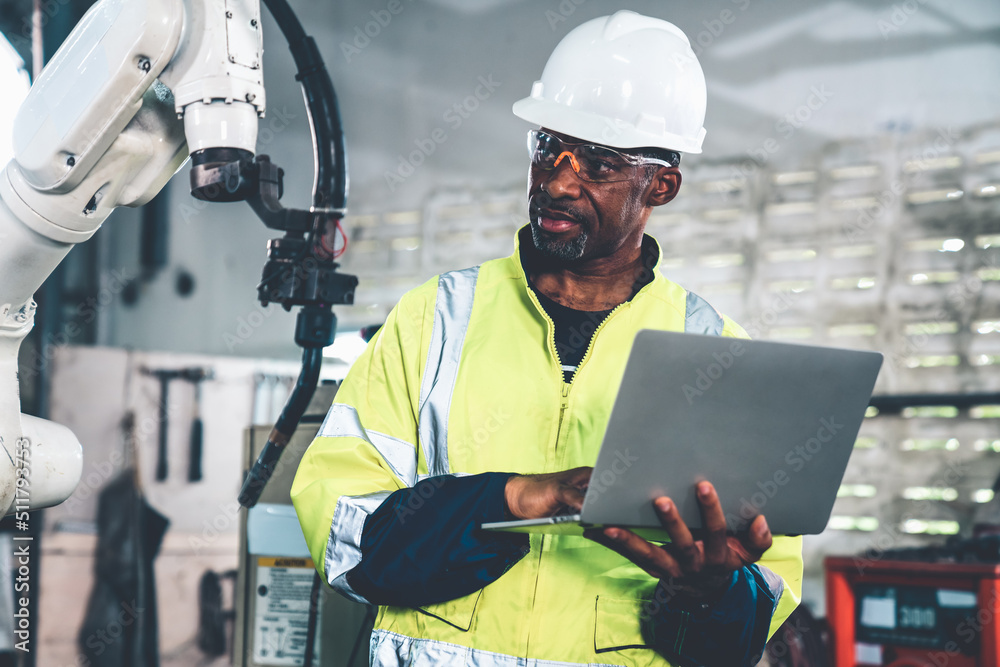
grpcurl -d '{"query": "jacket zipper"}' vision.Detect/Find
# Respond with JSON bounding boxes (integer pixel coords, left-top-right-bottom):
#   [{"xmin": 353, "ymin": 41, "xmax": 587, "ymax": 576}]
[
  {"xmin": 571, "ymin": 301, "xmax": 626, "ymax": 383},
  {"xmin": 521, "ymin": 289, "xmax": 633, "ymax": 656},
  {"xmin": 524, "ymin": 288, "xmax": 567, "ymax": 421},
  {"xmin": 532, "ymin": 296, "xmax": 630, "ymax": 455},
  {"xmin": 525, "ymin": 300, "xmax": 628, "ymax": 656},
  {"xmin": 520, "ymin": 257, "xmax": 655, "ymax": 656},
  {"xmin": 521, "ymin": 288, "xmax": 569, "ymax": 657}
]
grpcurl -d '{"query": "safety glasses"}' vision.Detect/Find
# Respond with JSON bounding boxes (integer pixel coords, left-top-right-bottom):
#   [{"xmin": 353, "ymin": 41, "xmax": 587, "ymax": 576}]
[{"xmin": 527, "ymin": 129, "xmax": 677, "ymax": 183}]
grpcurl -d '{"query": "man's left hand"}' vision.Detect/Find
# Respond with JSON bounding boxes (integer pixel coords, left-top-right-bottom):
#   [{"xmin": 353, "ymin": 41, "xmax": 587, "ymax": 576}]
[{"xmin": 583, "ymin": 481, "xmax": 772, "ymax": 598}]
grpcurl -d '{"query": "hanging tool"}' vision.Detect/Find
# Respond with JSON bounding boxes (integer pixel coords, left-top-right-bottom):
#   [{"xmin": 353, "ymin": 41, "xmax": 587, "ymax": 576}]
[
  {"xmin": 181, "ymin": 368, "xmax": 214, "ymax": 482},
  {"xmin": 141, "ymin": 366, "xmax": 213, "ymax": 482},
  {"xmin": 142, "ymin": 367, "xmax": 182, "ymax": 482}
]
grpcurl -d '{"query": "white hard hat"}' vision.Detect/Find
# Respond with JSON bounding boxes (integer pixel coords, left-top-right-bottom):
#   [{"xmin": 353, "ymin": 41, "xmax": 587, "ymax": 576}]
[{"xmin": 513, "ymin": 10, "xmax": 707, "ymax": 154}]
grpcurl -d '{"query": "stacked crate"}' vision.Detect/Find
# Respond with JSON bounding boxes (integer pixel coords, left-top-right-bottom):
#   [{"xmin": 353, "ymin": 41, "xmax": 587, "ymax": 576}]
[{"xmin": 781, "ymin": 125, "xmax": 999, "ymax": 607}]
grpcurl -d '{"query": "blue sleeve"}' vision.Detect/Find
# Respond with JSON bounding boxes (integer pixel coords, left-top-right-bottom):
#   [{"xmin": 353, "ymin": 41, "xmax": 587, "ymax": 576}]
[
  {"xmin": 346, "ymin": 472, "xmax": 530, "ymax": 607},
  {"xmin": 652, "ymin": 564, "xmax": 778, "ymax": 667}
]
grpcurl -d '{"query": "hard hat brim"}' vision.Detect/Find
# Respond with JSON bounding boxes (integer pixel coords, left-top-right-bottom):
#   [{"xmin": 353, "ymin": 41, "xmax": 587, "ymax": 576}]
[{"xmin": 512, "ymin": 96, "xmax": 705, "ymax": 155}]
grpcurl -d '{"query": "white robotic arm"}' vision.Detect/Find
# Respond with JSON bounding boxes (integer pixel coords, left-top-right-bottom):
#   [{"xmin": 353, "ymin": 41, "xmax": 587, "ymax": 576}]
[{"xmin": 0, "ymin": 0, "xmax": 266, "ymax": 514}]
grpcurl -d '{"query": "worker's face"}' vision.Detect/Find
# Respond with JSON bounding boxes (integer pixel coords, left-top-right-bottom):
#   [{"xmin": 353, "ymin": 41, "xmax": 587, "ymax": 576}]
[{"xmin": 527, "ymin": 129, "xmax": 680, "ymax": 263}]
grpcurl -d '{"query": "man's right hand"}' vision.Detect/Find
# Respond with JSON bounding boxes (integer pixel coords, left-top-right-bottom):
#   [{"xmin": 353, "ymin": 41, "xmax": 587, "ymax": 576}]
[{"xmin": 504, "ymin": 467, "xmax": 592, "ymax": 520}]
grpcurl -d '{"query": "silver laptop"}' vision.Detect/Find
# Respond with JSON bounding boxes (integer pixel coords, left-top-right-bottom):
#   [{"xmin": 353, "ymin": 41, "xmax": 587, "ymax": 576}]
[{"xmin": 482, "ymin": 330, "xmax": 883, "ymax": 539}]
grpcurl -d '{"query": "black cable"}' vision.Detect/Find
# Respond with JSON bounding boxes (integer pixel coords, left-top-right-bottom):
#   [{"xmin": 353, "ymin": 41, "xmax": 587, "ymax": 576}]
[
  {"xmin": 302, "ymin": 572, "xmax": 321, "ymax": 667},
  {"xmin": 259, "ymin": 0, "xmax": 305, "ymax": 43},
  {"xmin": 761, "ymin": 605, "xmax": 830, "ymax": 667},
  {"xmin": 238, "ymin": 347, "xmax": 323, "ymax": 507},
  {"xmin": 240, "ymin": 0, "xmax": 349, "ymax": 509},
  {"xmin": 348, "ymin": 606, "xmax": 377, "ymax": 667},
  {"xmin": 262, "ymin": 0, "xmax": 348, "ymax": 212},
  {"xmin": 275, "ymin": 347, "xmax": 323, "ymax": 435}
]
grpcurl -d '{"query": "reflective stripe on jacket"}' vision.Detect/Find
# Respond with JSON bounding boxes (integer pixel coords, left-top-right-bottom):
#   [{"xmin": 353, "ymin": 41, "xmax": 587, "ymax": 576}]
[{"xmin": 291, "ymin": 229, "xmax": 803, "ymax": 666}]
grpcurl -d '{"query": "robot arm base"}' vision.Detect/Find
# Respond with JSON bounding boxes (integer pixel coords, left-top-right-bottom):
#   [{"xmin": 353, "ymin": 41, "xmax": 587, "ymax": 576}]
[{"xmin": 9, "ymin": 414, "xmax": 84, "ymax": 514}]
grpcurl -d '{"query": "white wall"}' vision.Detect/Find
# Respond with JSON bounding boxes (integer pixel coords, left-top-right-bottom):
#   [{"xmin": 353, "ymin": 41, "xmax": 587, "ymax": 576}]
[{"xmin": 41, "ymin": 346, "xmax": 344, "ymax": 666}]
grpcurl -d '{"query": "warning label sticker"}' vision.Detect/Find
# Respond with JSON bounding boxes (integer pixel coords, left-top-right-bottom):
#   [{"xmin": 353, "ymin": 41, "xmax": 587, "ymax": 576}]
[{"xmin": 252, "ymin": 557, "xmax": 321, "ymax": 666}]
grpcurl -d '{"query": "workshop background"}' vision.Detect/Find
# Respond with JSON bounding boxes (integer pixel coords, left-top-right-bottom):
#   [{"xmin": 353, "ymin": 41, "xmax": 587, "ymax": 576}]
[{"xmin": 2, "ymin": 0, "xmax": 1000, "ymax": 665}]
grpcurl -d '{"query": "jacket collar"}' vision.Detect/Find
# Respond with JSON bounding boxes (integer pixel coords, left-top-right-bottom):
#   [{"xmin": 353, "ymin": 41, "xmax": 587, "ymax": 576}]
[{"xmin": 510, "ymin": 224, "xmax": 665, "ymax": 301}]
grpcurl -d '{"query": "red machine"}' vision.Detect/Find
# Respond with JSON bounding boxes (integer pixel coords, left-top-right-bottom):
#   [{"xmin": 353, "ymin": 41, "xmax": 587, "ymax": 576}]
[{"xmin": 826, "ymin": 556, "xmax": 1000, "ymax": 667}]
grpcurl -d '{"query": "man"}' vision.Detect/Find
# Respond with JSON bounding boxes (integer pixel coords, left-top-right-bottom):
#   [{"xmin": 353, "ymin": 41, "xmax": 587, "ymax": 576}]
[{"xmin": 292, "ymin": 10, "xmax": 802, "ymax": 667}]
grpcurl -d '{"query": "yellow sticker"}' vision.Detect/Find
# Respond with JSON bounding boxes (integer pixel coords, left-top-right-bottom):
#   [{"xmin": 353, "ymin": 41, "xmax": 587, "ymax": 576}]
[{"xmin": 257, "ymin": 557, "xmax": 314, "ymax": 569}]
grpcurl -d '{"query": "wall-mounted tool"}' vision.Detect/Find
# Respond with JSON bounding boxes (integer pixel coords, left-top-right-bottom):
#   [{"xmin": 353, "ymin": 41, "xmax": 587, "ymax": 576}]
[
  {"xmin": 181, "ymin": 368, "xmax": 214, "ymax": 482},
  {"xmin": 141, "ymin": 366, "xmax": 214, "ymax": 482},
  {"xmin": 142, "ymin": 367, "xmax": 181, "ymax": 482}
]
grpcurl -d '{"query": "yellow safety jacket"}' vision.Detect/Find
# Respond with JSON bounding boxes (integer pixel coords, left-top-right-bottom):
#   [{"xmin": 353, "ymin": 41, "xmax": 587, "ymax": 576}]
[{"xmin": 292, "ymin": 229, "xmax": 803, "ymax": 667}]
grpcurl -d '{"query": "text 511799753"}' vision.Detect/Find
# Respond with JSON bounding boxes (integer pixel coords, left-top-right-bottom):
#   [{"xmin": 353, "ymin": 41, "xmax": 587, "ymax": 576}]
[{"xmin": 14, "ymin": 436, "xmax": 32, "ymax": 652}]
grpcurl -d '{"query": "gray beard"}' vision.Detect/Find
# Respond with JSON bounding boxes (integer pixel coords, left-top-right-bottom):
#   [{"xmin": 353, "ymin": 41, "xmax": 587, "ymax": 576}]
[{"xmin": 530, "ymin": 221, "xmax": 589, "ymax": 261}]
